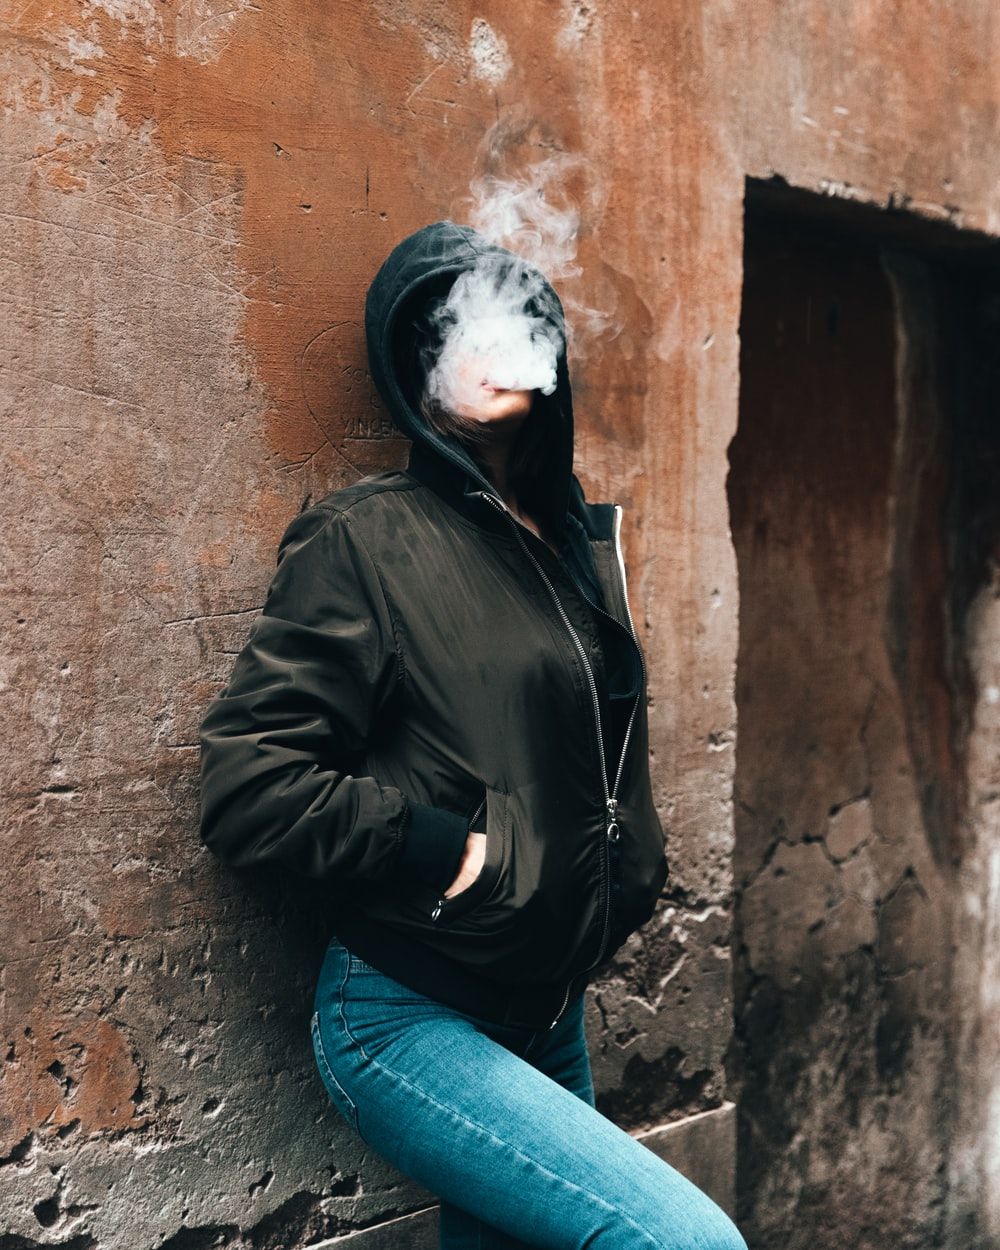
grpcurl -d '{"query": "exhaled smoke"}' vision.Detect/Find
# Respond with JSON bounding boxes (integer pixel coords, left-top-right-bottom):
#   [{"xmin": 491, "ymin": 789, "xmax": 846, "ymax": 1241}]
[
  {"xmin": 420, "ymin": 152, "xmax": 613, "ymax": 426},
  {"xmin": 421, "ymin": 253, "xmax": 564, "ymax": 417},
  {"xmin": 465, "ymin": 153, "xmax": 587, "ymax": 283}
]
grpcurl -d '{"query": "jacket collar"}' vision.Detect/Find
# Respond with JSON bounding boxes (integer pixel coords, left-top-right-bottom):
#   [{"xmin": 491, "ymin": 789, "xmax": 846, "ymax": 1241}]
[
  {"xmin": 403, "ymin": 438, "xmax": 509, "ymax": 536},
  {"xmin": 404, "ymin": 419, "xmax": 638, "ymax": 702},
  {"xmin": 404, "ymin": 437, "xmax": 616, "ymax": 549}
]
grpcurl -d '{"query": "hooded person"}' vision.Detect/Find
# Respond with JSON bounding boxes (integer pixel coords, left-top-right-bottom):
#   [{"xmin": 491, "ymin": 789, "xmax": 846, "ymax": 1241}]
[
  {"xmin": 366, "ymin": 222, "xmax": 574, "ymax": 540},
  {"xmin": 366, "ymin": 220, "xmax": 642, "ymax": 769},
  {"xmin": 198, "ymin": 218, "xmax": 667, "ymax": 1032}
]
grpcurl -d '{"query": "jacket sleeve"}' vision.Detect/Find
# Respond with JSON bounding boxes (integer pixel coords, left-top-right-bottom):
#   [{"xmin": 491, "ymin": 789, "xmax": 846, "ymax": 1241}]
[{"xmin": 198, "ymin": 503, "xmax": 469, "ymax": 891}]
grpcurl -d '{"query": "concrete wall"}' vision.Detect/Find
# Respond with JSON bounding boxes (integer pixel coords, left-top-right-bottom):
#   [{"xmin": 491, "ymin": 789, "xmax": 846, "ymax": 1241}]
[{"xmin": 1, "ymin": 2, "xmax": 997, "ymax": 1247}]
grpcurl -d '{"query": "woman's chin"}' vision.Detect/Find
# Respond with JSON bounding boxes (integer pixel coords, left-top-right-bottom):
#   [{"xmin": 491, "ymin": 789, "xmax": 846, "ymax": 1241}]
[{"xmin": 456, "ymin": 393, "xmax": 534, "ymax": 425}]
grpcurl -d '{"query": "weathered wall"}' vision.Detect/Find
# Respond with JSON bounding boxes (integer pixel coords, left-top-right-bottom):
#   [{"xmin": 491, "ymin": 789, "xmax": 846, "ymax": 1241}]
[{"xmin": 0, "ymin": 1, "xmax": 997, "ymax": 1247}]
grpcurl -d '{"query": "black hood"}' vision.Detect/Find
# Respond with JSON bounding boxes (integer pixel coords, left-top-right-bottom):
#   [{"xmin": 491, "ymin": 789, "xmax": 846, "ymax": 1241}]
[{"xmin": 364, "ymin": 219, "xmax": 579, "ymax": 537}]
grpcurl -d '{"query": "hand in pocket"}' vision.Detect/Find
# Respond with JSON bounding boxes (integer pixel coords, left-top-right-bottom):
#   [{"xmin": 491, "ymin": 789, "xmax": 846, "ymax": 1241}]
[{"xmin": 442, "ymin": 830, "xmax": 487, "ymax": 898}]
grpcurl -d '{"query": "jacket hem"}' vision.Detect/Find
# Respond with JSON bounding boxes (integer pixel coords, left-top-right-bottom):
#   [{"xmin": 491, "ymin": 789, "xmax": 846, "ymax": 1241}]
[{"xmin": 330, "ymin": 902, "xmax": 583, "ymax": 1030}]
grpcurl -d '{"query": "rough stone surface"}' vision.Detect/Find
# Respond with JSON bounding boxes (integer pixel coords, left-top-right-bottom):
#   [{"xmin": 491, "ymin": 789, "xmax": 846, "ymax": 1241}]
[
  {"xmin": 1, "ymin": 1, "xmax": 998, "ymax": 1247},
  {"xmin": 947, "ymin": 570, "xmax": 1000, "ymax": 1250}
]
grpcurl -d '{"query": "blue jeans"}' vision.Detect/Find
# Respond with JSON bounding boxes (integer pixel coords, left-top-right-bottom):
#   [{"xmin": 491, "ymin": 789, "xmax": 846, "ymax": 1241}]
[{"xmin": 310, "ymin": 937, "xmax": 748, "ymax": 1250}]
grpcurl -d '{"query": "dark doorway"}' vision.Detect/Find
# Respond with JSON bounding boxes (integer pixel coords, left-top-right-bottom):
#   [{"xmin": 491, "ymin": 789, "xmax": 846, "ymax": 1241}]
[{"xmin": 727, "ymin": 181, "xmax": 1000, "ymax": 1250}]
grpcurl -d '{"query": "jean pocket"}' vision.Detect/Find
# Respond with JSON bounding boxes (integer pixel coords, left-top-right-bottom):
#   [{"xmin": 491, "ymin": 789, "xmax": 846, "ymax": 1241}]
[{"xmin": 310, "ymin": 1010, "xmax": 361, "ymax": 1136}]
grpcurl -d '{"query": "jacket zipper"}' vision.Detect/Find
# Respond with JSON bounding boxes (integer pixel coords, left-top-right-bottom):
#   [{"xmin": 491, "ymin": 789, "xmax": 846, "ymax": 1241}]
[
  {"xmin": 468, "ymin": 792, "xmax": 486, "ymax": 829},
  {"xmin": 477, "ymin": 493, "xmax": 645, "ymax": 1029}
]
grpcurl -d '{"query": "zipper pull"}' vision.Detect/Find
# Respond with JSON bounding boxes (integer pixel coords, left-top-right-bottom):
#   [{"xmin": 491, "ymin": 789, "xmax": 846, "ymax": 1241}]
[
  {"xmin": 606, "ymin": 797, "xmax": 620, "ymax": 842},
  {"xmin": 431, "ymin": 899, "xmax": 444, "ymax": 921},
  {"xmin": 476, "ymin": 490, "xmax": 508, "ymax": 513},
  {"xmin": 548, "ymin": 981, "xmax": 572, "ymax": 1030}
]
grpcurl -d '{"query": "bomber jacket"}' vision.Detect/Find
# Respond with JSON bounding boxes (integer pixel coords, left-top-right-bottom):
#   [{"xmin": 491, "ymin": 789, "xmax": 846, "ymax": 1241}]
[{"xmin": 198, "ymin": 221, "xmax": 670, "ymax": 1031}]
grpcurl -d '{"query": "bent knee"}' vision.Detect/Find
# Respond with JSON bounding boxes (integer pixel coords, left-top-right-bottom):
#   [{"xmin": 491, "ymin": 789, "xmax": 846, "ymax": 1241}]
[
  {"xmin": 647, "ymin": 1203, "xmax": 748, "ymax": 1250},
  {"xmin": 597, "ymin": 1208, "xmax": 748, "ymax": 1250}
]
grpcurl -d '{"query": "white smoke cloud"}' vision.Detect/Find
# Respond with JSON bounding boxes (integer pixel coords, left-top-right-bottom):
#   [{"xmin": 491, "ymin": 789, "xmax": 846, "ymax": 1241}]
[
  {"xmin": 420, "ymin": 149, "xmax": 615, "ymax": 423},
  {"xmin": 421, "ymin": 252, "xmax": 563, "ymax": 417}
]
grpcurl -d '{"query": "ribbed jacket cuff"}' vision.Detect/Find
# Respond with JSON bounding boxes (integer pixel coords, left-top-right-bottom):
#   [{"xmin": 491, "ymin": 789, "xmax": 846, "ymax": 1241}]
[{"xmin": 397, "ymin": 801, "xmax": 470, "ymax": 894}]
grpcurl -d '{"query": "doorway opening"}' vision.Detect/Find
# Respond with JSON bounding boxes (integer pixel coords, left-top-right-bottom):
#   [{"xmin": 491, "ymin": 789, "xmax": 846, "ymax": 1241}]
[{"xmin": 727, "ymin": 180, "xmax": 1000, "ymax": 1250}]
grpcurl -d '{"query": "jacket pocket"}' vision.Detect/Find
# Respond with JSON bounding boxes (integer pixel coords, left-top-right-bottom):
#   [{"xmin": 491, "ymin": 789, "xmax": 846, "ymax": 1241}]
[{"xmin": 430, "ymin": 784, "xmax": 509, "ymax": 923}]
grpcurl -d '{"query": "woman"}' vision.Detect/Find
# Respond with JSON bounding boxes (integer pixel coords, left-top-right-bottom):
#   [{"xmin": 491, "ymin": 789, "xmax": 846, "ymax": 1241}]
[{"xmin": 198, "ymin": 220, "xmax": 747, "ymax": 1250}]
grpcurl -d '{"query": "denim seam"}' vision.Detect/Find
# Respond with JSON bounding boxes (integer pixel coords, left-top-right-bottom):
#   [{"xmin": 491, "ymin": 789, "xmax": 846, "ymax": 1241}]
[
  {"xmin": 311, "ymin": 958, "xmax": 362, "ymax": 1135},
  {"xmin": 335, "ymin": 987, "xmax": 672, "ymax": 1250},
  {"xmin": 311, "ymin": 1012, "xmax": 361, "ymax": 1134},
  {"xmin": 338, "ymin": 959, "xmax": 372, "ymax": 1062}
]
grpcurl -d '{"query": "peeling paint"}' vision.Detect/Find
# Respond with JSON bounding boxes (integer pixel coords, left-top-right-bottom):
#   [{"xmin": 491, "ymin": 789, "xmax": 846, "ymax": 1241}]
[
  {"xmin": 555, "ymin": 0, "xmax": 596, "ymax": 51},
  {"xmin": 468, "ymin": 18, "xmax": 512, "ymax": 85}
]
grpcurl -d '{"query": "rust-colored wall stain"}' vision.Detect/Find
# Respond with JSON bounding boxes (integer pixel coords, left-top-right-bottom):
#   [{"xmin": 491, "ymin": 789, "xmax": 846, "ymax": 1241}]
[
  {"xmin": 2, "ymin": 0, "xmax": 999, "ymax": 1244},
  {"xmin": 2, "ymin": 1012, "xmax": 147, "ymax": 1154}
]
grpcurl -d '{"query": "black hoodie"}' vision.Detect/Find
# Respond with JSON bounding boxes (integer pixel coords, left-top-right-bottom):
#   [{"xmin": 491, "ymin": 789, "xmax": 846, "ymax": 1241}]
[
  {"xmin": 199, "ymin": 221, "xmax": 666, "ymax": 1031},
  {"xmin": 365, "ymin": 220, "xmax": 640, "ymax": 735}
]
